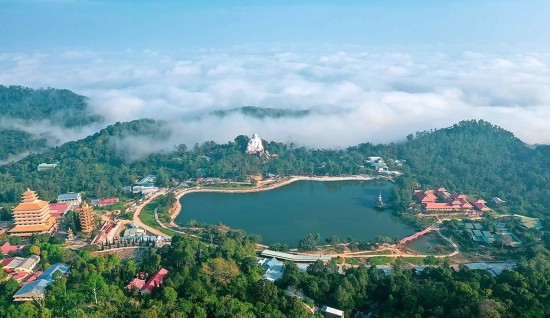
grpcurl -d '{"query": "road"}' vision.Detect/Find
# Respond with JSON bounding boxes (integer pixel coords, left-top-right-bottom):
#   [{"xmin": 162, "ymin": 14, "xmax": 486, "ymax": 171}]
[{"xmin": 132, "ymin": 189, "xmax": 171, "ymax": 238}]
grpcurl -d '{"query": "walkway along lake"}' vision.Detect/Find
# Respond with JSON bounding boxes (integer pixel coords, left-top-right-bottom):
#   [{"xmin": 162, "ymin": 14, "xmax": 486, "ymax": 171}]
[{"xmin": 175, "ymin": 180, "xmax": 416, "ymax": 246}]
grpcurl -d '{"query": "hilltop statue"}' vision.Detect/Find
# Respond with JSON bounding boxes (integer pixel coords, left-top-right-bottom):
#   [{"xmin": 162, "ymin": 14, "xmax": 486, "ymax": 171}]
[{"xmin": 246, "ymin": 133, "xmax": 264, "ymax": 154}]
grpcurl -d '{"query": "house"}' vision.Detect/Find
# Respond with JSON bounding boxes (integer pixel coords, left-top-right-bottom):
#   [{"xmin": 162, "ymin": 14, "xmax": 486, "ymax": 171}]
[
  {"xmin": 57, "ymin": 193, "xmax": 82, "ymax": 206},
  {"xmin": 124, "ymin": 227, "xmax": 147, "ymax": 237},
  {"xmin": 37, "ymin": 163, "xmax": 58, "ymax": 171},
  {"xmin": 394, "ymin": 159, "xmax": 406, "ymax": 166},
  {"xmin": 91, "ymin": 198, "xmax": 120, "ymax": 206},
  {"xmin": 140, "ymin": 268, "xmax": 168, "ymax": 294},
  {"xmin": 49, "ymin": 204, "xmax": 71, "ymax": 220},
  {"xmin": 367, "ymin": 157, "xmax": 383, "ymax": 163},
  {"xmin": 514, "ymin": 214, "xmax": 543, "ymax": 230},
  {"xmin": 123, "ymin": 186, "xmax": 133, "ymax": 194},
  {"xmin": 12, "ymin": 271, "xmax": 29, "ymax": 282},
  {"xmin": 469, "ymin": 198, "xmax": 491, "ymax": 212},
  {"xmin": 1, "ymin": 242, "xmax": 25, "ymax": 255},
  {"xmin": 492, "ymin": 197, "xmax": 506, "ymax": 205},
  {"xmin": 13, "ymin": 279, "xmax": 52, "ymax": 301},
  {"xmin": 320, "ymin": 305, "xmax": 345, "ymax": 318},
  {"xmin": 261, "ymin": 257, "xmax": 285, "ymax": 282},
  {"xmin": 13, "ymin": 263, "xmax": 70, "ymax": 301},
  {"xmin": 415, "ymin": 189, "xmax": 475, "ymax": 211},
  {"xmin": 137, "ymin": 174, "xmax": 156, "ymax": 186},
  {"xmin": 126, "ymin": 278, "xmax": 146, "ymax": 291},
  {"xmin": 3, "ymin": 255, "xmax": 40, "ymax": 273},
  {"xmin": 40, "ymin": 263, "xmax": 71, "ymax": 281}
]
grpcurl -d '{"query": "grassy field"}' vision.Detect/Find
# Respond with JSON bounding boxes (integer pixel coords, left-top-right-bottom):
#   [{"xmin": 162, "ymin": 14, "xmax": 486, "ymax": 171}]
[
  {"xmin": 399, "ymin": 257, "xmax": 428, "ymax": 265},
  {"xmin": 358, "ymin": 249, "xmax": 392, "ymax": 256},
  {"xmin": 368, "ymin": 256, "xmax": 395, "ymax": 265},
  {"xmin": 139, "ymin": 201, "xmax": 176, "ymax": 236}
]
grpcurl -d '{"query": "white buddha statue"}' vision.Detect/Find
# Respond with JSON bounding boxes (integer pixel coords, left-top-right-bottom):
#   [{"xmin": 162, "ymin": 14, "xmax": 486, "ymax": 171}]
[{"xmin": 246, "ymin": 133, "xmax": 264, "ymax": 154}]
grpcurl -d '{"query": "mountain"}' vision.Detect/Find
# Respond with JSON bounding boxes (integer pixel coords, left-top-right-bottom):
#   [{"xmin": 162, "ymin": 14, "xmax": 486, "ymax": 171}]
[
  {"xmin": 211, "ymin": 106, "xmax": 310, "ymax": 119},
  {"xmin": 0, "ymin": 119, "xmax": 549, "ymax": 222},
  {"xmin": 0, "ymin": 85, "xmax": 104, "ymax": 162}
]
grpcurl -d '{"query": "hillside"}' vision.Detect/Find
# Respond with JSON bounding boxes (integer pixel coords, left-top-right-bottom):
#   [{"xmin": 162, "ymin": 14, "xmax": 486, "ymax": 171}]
[
  {"xmin": 0, "ymin": 85, "xmax": 104, "ymax": 161},
  {"xmin": 211, "ymin": 106, "xmax": 310, "ymax": 119},
  {"xmin": 0, "ymin": 119, "xmax": 548, "ymax": 221}
]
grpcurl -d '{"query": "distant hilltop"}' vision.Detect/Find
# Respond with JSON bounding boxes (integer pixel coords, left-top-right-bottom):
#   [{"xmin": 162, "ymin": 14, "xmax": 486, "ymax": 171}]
[{"xmin": 211, "ymin": 106, "xmax": 310, "ymax": 119}]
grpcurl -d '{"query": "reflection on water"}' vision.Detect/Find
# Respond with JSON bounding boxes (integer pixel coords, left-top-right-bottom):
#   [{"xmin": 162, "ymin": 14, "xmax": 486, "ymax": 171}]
[
  {"xmin": 176, "ymin": 180, "xmax": 415, "ymax": 246},
  {"xmin": 405, "ymin": 235, "xmax": 443, "ymax": 254}
]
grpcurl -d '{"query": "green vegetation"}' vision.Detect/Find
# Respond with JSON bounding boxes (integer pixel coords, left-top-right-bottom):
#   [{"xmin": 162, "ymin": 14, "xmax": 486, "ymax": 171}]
[
  {"xmin": 0, "ymin": 85, "xmax": 104, "ymax": 161},
  {"xmin": 0, "ymin": 85, "xmax": 103, "ymax": 128},
  {"xmin": 367, "ymin": 256, "xmax": 395, "ymax": 265},
  {"xmin": 138, "ymin": 200, "xmax": 174, "ymax": 236},
  {"xmin": 211, "ymin": 106, "xmax": 310, "ymax": 119}
]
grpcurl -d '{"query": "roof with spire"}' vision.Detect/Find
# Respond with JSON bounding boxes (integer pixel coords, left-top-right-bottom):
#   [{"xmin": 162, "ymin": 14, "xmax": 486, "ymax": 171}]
[{"xmin": 13, "ymin": 188, "xmax": 49, "ymax": 211}]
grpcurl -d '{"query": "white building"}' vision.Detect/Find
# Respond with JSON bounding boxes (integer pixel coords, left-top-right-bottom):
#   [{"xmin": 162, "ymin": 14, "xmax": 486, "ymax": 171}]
[{"xmin": 57, "ymin": 193, "xmax": 82, "ymax": 206}]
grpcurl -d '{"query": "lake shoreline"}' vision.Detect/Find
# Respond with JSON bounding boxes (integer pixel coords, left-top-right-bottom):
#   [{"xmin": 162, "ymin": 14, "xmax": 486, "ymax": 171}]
[{"xmin": 170, "ymin": 175, "xmax": 379, "ymax": 227}]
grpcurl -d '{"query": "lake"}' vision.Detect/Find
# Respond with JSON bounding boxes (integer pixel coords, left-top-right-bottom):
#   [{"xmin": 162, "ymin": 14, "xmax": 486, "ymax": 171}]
[
  {"xmin": 175, "ymin": 180, "xmax": 416, "ymax": 246},
  {"xmin": 406, "ymin": 235, "xmax": 444, "ymax": 254}
]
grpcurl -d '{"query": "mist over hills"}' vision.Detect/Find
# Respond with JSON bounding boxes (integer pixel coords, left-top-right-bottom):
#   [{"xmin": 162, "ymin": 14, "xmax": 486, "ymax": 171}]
[{"xmin": 0, "ymin": 116, "xmax": 548, "ymax": 222}]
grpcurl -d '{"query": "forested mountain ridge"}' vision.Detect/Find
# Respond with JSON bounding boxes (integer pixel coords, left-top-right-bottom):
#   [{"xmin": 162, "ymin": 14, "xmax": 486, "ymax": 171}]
[
  {"xmin": 0, "ymin": 85, "xmax": 103, "ymax": 128},
  {"xmin": 390, "ymin": 120, "xmax": 550, "ymax": 218},
  {"xmin": 211, "ymin": 106, "xmax": 310, "ymax": 119},
  {"xmin": 0, "ymin": 118, "xmax": 548, "ymax": 222},
  {"xmin": 0, "ymin": 85, "xmax": 104, "ymax": 162}
]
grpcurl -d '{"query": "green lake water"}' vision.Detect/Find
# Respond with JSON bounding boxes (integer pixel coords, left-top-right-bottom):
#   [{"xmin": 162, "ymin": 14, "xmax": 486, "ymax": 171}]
[{"xmin": 175, "ymin": 180, "xmax": 416, "ymax": 246}]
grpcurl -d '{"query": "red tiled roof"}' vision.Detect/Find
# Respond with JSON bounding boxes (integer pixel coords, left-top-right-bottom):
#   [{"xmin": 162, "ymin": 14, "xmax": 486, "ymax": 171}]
[
  {"xmin": 49, "ymin": 204, "xmax": 70, "ymax": 211},
  {"xmin": 437, "ymin": 187, "xmax": 447, "ymax": 192},
  {"xmin": 126, "ymin": 278, "xmax": 146, "ymax": 291},
  {"xmin": 2, "ymin": 257, "xmax": 15, "ymax": 266},
  {"xmin": 1, "ymin": 243, "xmax": 25, "ymax": 254},
  {"xmin": 141, "ymin": 268, "xmax": 168, "ymax": 293},
  {"xmin": 423, "ymin": 202, "xmax": 455, "ymax": 210},
  {"xmin": 25, "ymin": 271, "xmax": 43, "ymax": 283},
  {"xmin": 99, "ymin": 198, "xmax": 119, "ymax": 205}
]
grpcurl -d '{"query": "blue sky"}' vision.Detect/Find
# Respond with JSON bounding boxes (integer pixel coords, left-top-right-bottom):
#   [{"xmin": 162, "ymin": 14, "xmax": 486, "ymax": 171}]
[
  {"xmin": 1, "ymin": 0, "xmax": 549, "ymax": 51},
  {"xmin": 1, "ymin": 0, "xmax": 550, "ymax": 149}
]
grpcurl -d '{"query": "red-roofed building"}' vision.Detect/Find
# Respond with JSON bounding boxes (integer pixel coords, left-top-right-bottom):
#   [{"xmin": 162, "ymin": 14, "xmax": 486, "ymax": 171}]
[
  {"xmin": 470, "ymin": 198, "xmax": 491, "ymax": 212},
  {"xmin": 25, "ymin": 271, "xmax": 43, "ymax": 283},
  {"xmin": 126, "ymin": 278, "xmax": 146, "ymax": 291},
  {"xmin": 141, "ymin": 268, "xmax": 168, "ymax": 294},
  {"xmin": 416, "ymin": 189, "xmax": 476, "ymax": 211},
  {"xmin": 1, "ymin": 242, "xmax": 25, "ymax": 255},
  {"xmin": 91, "ymin": 198, "xmax": 120, "ymax": 206},
  {"xmin": 12, "ymin": 271, "xmax": 28, "ymax": 282},
  {"xmin": 2, "ymin": 257, "xmax": 15, "ymax": 267},
  {"xmin": 49, "ymin": 204, "xmax": 71, "ymax": 220}
]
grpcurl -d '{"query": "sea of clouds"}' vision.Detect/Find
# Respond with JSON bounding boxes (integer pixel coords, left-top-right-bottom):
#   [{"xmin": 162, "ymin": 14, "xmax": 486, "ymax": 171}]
[{"xmin": 0, "ymin": 45, "xmax": 549, "ymax": 153}]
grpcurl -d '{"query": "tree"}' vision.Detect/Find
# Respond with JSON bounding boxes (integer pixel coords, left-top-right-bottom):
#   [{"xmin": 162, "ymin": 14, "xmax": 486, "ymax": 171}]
[
  {"xmin": 161, "ymin": 287, "xmax": 178, "ymax": 306},
  {"xmin": 202, "ymin": 258, "xmax": 240, "ymax": 286},
  {"xmin": 325, "ymin": 235, "xmax": 340, "ymax": 246},
  {"xmin": 500, "ymin": 235, "xmax": 512, "ymax": 251}
]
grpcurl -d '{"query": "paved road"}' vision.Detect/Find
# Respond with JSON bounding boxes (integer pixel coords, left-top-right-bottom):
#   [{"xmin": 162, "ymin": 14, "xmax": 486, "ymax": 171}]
[{"xmin": 132, "ymin": 189, "xmax": 171, "ymax": 238}]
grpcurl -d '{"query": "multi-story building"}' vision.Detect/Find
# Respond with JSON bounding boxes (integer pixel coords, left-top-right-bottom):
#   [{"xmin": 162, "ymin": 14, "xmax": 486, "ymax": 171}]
[
  {"xmin": 78, "ymin": 201, "xmax": 96, "ymax": 234},
  {"xmin": 8, "ymin": 189, "xmax": 57, "ymax": 237}
]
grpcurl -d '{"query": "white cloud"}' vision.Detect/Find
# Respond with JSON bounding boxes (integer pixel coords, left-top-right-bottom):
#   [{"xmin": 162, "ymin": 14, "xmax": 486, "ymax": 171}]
[{"xmin": 1, "ymin": 46, "xmax": 550, "ymax": 156}]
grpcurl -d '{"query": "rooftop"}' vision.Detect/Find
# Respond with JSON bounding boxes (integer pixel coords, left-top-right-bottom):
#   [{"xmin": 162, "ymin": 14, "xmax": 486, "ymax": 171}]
[
  {"xmin": 57, "ymin": 193, "xmax": 81, "ymax": 201},
  {"xmin": 13, "ymin": 279, "xmax": 52, "ymax": 300},
  {"xmin": 39, "ymin": 263, "xmax": 71, "ymax": 281},
  {"xmin": 261, "ymin": 250, "xmax": 331, "ymax": 262}
]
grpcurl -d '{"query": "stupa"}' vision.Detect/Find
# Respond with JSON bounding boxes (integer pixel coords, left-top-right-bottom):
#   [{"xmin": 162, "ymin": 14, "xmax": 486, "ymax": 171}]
[
  {"xmin": 8, "ymin": 188, "xmax": 57, "ymax": 237},
  {"xmin": 246, "ymin": 133, "xmax": 265, "ymax": 154}
]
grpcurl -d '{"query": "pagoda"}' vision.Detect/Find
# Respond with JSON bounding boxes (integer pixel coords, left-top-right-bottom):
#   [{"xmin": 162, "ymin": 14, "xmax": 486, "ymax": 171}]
[
  {"xmin": 66, "ymin": 228, "xmax": 75, "ymax": 241},
  {"xmin": 79, "ymin": 201, "xmax": 96, "ymax": 234},
  {"xmin": 8, "ymin": 188, "xmax": 57, "ymax": 237}
]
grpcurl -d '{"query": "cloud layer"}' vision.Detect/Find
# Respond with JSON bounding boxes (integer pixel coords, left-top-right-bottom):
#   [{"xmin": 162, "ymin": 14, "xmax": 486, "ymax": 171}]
[{"xmin": 1, "ymin": 46, "xmax": 550, "ymax": 152}]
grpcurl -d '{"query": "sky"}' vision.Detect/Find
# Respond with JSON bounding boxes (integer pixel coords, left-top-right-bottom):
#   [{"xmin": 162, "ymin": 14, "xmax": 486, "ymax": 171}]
[{"xmin": 1, "ymin": 0, "xmax": 550, "ymax": 152}]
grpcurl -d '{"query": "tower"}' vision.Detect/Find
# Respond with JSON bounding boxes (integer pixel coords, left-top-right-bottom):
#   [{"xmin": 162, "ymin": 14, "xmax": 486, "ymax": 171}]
[
  {"xmin": 67, "ymin": 228, "xmax": 75, "ymax": 241},
  {"xmin": 8, "ymin": 188, "xmax": 57, "ymax": 237},
  {"xmin": 79, "ymin": 201, "xmax": 96, "ymax": 234}
]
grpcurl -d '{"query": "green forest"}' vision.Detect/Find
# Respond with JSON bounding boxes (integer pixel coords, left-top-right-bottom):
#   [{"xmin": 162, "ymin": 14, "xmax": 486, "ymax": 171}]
[
  {"xmin": 2, "ymin": 231, "xmax": 550, "ymax": 317},
  {"xmin": 0, "ymin": 85, "xmax": 104, "ymax": 161},
  {"xmin": 0, "ymin": 118, "xmax": 549, "ymax": 223}
]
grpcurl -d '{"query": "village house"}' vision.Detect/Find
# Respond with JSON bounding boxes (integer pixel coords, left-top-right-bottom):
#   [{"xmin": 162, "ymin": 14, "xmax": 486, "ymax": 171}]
[
  {"xmin": 320, "ymin": 305, "xmax": 345, "ymax": 318},
  {"xmin": 1, "ymin": 242, "xmax": 25, "ymax": 255},
  {"xmin": 12, "ymin": 263, "xmax": 70, "ymax": 301},
  {"xmin": 2, "ymin": 255, "xmax": 40, "ymax": 273},
  {"xmin": 57, "ymin": 193, "xmax": 82, "ymax": 206},
  {"xmin": 126, "ymin": 268, "xmax": 168, "ymax": 294}
]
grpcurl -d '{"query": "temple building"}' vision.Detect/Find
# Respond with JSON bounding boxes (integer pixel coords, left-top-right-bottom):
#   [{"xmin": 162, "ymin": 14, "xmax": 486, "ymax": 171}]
[
  {"xmin": 78, "ymin": 201, "xmax": 96, "ymax": 234},
  {"xmin": 8, "ymin": 189, "xmax": 57, "ymax": 237}
]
